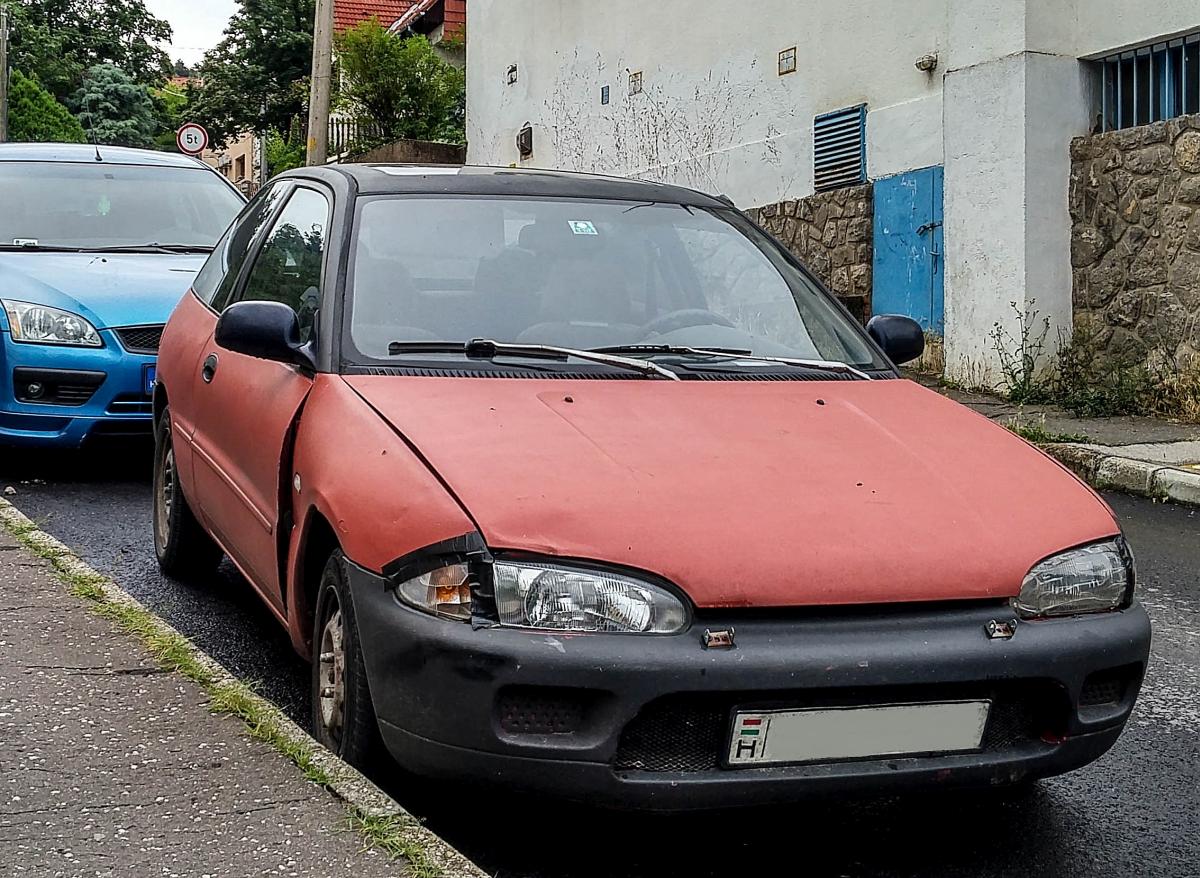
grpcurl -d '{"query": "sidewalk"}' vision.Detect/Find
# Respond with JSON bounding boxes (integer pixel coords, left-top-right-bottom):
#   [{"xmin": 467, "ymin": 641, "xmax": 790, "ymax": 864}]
[
  {"xmin": 0, "ymin": 523, "xmax": 476, "ymax": 878},
  {"xmin": 918, "ymin": 377, "xmax": 1200, "ymax": 507}
]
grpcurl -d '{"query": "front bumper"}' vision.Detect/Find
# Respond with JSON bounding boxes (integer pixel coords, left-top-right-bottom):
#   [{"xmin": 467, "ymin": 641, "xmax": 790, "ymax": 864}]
[
  {"xmin": 347, "ymin": 562, "xmax": 1151, "ymax": 810},
  {"xmin": 0, "ymin": 329, "xmax": 155, "ymax": 447}
]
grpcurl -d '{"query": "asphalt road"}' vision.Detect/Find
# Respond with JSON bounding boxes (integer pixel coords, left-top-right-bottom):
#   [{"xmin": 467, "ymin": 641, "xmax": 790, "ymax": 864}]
[{"xmin": 1, "ymin": 442, "xmax": 1197, "ymax": 878}]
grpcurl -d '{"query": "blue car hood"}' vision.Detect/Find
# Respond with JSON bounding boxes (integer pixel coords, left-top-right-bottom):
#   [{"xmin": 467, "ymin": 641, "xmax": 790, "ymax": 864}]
[{"xmin": 0, "ymin": 252, "xmax": 206, "ymax": 331}]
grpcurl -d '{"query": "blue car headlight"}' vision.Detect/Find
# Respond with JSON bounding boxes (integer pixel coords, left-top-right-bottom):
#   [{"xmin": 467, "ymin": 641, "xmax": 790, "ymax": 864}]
[{"xmin": 2, "ymin": 299, "xmax": 102, "ymax": 347}]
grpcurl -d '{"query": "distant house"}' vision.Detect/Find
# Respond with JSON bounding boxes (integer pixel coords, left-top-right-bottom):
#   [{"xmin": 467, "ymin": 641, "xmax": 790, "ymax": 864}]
[
  {"xmin": 330, "ymin": 0, "xmax": 467, "ymax": 156},
  {"xmin": 389, "ymin": 0, "xmax": 465, "ymax": 45}
]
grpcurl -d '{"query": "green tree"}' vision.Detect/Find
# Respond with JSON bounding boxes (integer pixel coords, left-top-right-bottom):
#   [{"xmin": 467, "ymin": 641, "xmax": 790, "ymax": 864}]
[
  {"xmin": 151, "ymin": 84, "xmax": 191, "ymax": 152},
  {"xmin": 8, "ymin": 0, "xmax": 173, "ymax": 101},
  {"xmin": 188, "ymin": 0, "xmax": 315, "ymax": 147},
  {"xmin": 71, "ymin": 64, "xmax": 158, "ymax": 149},
  {"xmin": 7, "ymin": 69, "xmax": 87, "ymax": 143},
  {"xmin": 336, "ymin": 19, "xmax": 466, "ymax": 144}
]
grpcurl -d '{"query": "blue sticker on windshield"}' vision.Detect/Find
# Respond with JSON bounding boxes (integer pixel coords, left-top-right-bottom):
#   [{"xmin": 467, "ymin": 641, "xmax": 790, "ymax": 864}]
[{"xmin": 568, "ymin": 220, "xmax": 598, "ymax": 236}]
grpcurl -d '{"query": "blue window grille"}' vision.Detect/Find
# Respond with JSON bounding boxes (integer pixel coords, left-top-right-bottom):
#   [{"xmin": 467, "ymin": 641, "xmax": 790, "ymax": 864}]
[
  {"xmin": 814, "ymin": 105, "xmax": 866, "ymax": 192},
  {"xmin": 1101, "ymin": 33, "xmax": 1200, "ymax": 131}
]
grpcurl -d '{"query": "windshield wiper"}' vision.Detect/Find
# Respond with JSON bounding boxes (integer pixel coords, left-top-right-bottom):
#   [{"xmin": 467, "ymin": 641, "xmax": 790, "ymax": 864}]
[
  {"xmin": 590, "ymin": 344, "xmax": 873, "ymax": 380},
  {"xmin": 79, "ymin": 243, "xmax": 215, "ymax": 254},
  {"xmin": 0, "ymin": 243, "xmax": 83, "ymax": 252},
  {"xmin": 386, "ymin": 339, "xmax": 681, "ymax": 381}
]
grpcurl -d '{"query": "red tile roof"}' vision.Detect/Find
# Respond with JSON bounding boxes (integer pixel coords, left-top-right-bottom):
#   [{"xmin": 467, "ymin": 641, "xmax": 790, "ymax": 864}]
[{"xmin": 333, "ymin": 0, "xmax": 415, "ymax": 33}]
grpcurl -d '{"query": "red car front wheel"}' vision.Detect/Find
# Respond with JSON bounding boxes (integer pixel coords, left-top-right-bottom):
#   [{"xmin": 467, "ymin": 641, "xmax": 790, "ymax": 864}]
[
  {"xmin": 153, "ymin": 406, "xmax": 222, "ymax": 581},
  {"xmin": 311, "ymin": 550, "xmax": 383, "ymax": 766}
]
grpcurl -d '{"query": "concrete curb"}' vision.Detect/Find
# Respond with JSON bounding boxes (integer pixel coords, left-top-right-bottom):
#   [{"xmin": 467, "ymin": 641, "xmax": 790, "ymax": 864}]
[
  {"xmin": 0, "ymin": 499, "xmax": 488, "ymax": 878},
  {"xmin": 1045, "ymin": 443, "xmax": 1200, "ymax": 507}
]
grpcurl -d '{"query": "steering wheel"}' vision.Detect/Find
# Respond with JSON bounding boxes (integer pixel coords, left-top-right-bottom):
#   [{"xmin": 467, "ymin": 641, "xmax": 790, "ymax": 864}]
[{"xmin": 639, "ymin": 309, "xmax": 737, "ymax": 336}]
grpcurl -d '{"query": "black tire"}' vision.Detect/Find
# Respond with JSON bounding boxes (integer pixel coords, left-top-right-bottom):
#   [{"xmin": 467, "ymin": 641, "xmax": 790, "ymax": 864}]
[
  {"xmin": 311, "ymin": 550, "xmax": 384, "ymax": 766},
  {"xmin": 153, "ymin": 406, "xmax": 223, "ymax": 580}
]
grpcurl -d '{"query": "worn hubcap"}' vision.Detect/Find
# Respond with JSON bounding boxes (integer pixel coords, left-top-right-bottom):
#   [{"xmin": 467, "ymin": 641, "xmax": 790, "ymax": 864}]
[
  {"xmin": 155, "ymin": 442, "xmax": 175, "ymax": 552},
  {"xmin": 317, "ymin": 604, "xmax": 346, "ymax": 744}
]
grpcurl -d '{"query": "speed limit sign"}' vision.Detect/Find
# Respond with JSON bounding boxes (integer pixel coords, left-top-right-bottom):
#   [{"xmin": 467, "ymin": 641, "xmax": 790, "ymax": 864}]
[{"xmin": 176, "ymin": 123, "xmax": 210, "ymax": 156}]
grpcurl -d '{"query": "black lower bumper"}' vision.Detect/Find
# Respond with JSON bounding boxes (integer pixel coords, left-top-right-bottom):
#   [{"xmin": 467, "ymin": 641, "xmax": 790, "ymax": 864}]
[{"xmin": 346, "ymin": 562, "xmax": 1151, "ymax": 810}]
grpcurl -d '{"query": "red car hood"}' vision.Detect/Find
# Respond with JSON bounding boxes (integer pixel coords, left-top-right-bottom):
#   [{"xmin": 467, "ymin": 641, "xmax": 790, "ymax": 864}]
[{"xmin": 344, "ymin": 376, "xmax": 1118, "ymax": 609}]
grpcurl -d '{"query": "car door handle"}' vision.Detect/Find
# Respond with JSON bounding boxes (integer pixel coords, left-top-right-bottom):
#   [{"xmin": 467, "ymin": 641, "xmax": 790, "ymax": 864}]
[{"xmin": 202, "ymin": 354, "xmax": 219, "ymax": 384}]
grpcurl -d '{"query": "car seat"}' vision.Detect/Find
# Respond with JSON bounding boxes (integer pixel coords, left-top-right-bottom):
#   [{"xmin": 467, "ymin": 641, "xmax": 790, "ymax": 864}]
[
  {"xmin": 350, "ymin": 229, "xmax": 436, "ymax": 356},
  {"xmin": 516, "ymin": 226, "xmax": 641, "ymax": 349}
]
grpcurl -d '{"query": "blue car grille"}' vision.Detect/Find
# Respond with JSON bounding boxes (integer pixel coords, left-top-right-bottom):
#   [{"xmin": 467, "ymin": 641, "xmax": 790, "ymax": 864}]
[{"xmin": 115, "ymin": 325, "xmax": 164, "ymax": 354}]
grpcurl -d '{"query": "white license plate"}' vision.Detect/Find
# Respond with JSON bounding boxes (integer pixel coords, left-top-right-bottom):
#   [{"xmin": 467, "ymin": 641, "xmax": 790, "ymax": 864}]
[{"xmin": 727, "ymin": 701, "xmax": 990, "ymax": 767}]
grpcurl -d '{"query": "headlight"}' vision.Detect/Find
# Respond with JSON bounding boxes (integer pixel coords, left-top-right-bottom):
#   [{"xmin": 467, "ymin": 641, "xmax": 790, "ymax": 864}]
[
  {"xmin": 1014, "ymin": 540, "xmax": 1133, "ymax": 619},
  {"xmin": 492, "ymin": 561, "xmax": 688, "ymax": 634},
  {"xmin": 2, "ymin": 299, "xmax": 102, "ymax": 347}
]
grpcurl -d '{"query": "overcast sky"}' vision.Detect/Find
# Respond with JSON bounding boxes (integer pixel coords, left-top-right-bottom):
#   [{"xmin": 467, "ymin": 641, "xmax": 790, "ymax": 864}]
[{"xmin": 144, "ymin": 0, "xmax": 238, "ymax": 67}]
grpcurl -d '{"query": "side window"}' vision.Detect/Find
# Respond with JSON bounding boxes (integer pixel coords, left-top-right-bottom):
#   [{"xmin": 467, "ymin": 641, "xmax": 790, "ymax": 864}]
[
  {"xmin": 209, "ymin": 184, "xmax": 289, "ymax": 312},
  {"xmin": 237, "ymin": 187, "xmax": 330, "ymax": 342},
  {"xmin": 191, "ymin": 220, "xmax": 235, "ymax": 305}
]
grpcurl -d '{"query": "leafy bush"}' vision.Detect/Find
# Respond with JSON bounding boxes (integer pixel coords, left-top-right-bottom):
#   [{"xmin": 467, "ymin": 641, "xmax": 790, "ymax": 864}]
[
  {"xmin": 7, "ymin": 69, "xmax": 87, "ymax": 143},
  {"xmin": 265, "ymin": 130, "xmax": 307, "ymax": 177},
  {"xmin": 336, "ymin": 19, "xmax": 466, "ymax": 145}
]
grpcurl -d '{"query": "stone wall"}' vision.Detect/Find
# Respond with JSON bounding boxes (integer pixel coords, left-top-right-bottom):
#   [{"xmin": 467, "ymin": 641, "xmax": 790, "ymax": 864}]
[
  {"xmin": 1070, "ymin": 115, "xmax": 1200, "ymax": 367},
  {"xmin": 346, "ymin": 139, "xmax": 467, "ymax": 165},
  {"xmin": 747, "ymin": 183, "xmax": 874, "ymax": 322}
]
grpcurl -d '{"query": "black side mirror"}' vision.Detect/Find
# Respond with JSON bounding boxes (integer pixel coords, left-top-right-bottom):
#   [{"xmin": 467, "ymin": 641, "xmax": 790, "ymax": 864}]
[
  {"xmin": 215, "ymin": 301, "xmax": 314, "ymax": 370},
  {"xmin": 867, "ymin": 315, "xmax": 925, "ymax": 365}
]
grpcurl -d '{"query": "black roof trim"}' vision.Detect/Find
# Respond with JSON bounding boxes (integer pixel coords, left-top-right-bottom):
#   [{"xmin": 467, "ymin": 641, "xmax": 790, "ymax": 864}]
[{"xmin": 279, "ymin": 164, "xmax": 731, "ymax": 207}]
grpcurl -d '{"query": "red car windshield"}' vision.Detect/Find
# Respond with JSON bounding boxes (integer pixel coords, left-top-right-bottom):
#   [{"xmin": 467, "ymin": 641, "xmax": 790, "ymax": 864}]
[{"xmin": 345, "ymin": 196, "xmax": 883, "ymax": 368}]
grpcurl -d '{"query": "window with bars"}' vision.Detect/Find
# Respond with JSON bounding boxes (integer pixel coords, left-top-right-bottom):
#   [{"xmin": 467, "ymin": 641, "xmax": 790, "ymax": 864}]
[{"xmin": 1100, "ymin": 33, "xmax": 1200, "ymax": 131}]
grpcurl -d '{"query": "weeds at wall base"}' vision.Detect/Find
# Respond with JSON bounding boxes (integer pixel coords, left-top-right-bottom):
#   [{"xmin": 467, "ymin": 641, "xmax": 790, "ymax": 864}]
[{"xmin": 988, "ymin": 303, "xmax": 1200, "ymax": 423}]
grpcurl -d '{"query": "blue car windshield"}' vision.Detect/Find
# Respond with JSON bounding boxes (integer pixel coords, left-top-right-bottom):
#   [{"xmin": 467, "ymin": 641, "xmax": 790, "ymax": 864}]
[{"xmin": 0, "ymin": 161, "xmax": 244, "ymax": 250}]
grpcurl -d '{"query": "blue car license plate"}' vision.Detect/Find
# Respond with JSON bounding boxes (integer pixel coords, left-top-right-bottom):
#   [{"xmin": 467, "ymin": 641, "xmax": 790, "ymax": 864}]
[{"xmin": 145, "ymin": 364, "xmax": 157, "ymax": 396}]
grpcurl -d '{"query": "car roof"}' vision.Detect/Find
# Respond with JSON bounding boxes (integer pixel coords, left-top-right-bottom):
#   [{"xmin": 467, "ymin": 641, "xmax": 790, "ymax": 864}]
[
  {"xmin": 0, "ymin": 142, "xmax": 211, "ymax": 169},
  {"xmin": 287, "ymin": 164, "xmax": 733, "ymax": 208}
]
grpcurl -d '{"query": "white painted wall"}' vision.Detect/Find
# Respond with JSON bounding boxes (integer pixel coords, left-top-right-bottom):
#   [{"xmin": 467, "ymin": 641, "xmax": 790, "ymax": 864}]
[
  {"xmin": 467, "ymin": 0, "xmax": 1200, "ymax": 381},
  {"xmin": 467, "ymin": 0, "xmax": 950, "ymax": 206},
  {"xmin": 943, "ymin": 52, "xmax": 1029, "ymax": 383}
]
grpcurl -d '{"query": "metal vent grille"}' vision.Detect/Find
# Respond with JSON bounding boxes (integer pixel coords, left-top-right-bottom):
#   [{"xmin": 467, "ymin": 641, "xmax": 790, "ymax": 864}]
[
  {"xmin": 115, "ymin": 325, "xmax": 165, "ymax": 354},
  {"xmin": 814, "ymin": 105, "xmax": 867, "ymax": 192}
]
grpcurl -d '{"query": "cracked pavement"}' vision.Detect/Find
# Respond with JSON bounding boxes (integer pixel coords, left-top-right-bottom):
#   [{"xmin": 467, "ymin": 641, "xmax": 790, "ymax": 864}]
[{"xmin": 0, "ymin": 527, "xmax": 408, "ymax": 878}]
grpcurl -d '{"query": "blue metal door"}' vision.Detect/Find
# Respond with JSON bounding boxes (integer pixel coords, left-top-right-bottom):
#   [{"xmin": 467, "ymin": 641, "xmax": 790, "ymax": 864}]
[{"xmin": 872, "ymin": 166, "xmax": 944, "ymax": 333}]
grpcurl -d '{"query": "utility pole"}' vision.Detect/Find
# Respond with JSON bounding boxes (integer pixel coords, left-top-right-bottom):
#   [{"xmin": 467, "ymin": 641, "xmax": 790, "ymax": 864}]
[
  {"xmin": 0, "ymin": 4, "xmax": 10, "ymax": 144},
  {"xmin": 305, "ymin": 0, "xmax": 333, "ymax": 166}
]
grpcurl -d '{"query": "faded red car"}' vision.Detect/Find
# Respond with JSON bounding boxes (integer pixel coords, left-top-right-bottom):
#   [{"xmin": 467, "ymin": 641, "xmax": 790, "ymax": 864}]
[{"xmin": 153, "ymin": 165, "xmax": 1150, "ymax": 809}]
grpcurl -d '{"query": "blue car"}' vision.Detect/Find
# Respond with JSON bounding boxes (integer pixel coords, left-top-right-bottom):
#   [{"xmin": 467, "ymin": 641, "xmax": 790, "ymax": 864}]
[{"xmin": 0, "ymin": 143, "xmax": 245, "ymax": 448}]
